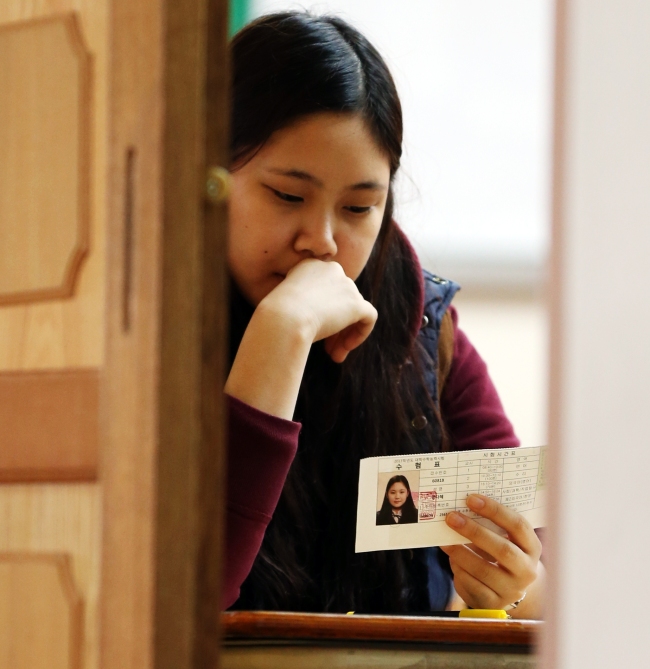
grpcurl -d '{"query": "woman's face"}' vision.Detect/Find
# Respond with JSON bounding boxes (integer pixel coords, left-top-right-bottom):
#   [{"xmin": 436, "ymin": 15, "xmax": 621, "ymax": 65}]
[
  {"xmin": 387, "ymin": 481, "xmax": 409, "ymax": 509},
  {"xmin": 228, "ymin": 112, "xmax": 391, "ymax": 306}
]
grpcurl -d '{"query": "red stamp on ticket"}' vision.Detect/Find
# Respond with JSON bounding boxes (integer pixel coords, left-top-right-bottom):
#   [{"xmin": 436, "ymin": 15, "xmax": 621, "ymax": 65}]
[{"xmin": 418, "ymin": 490, "xmax": 438, "ymax": 521}]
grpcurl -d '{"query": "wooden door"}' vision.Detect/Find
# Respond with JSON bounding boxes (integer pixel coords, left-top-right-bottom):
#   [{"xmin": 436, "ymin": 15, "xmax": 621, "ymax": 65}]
[
  {"xmin": 0, "ymin": 1, "xmax": 230, "ymax": 668},
  {"xmin": 0, "ymin": 6, "xmax": 108, "ymax": 668}
]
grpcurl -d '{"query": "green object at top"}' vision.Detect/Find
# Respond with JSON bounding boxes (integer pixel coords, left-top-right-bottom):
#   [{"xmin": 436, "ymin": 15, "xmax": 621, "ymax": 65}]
[{"xmin": 229, "ymin": 0, "xmax": 250, "ymax": 37}]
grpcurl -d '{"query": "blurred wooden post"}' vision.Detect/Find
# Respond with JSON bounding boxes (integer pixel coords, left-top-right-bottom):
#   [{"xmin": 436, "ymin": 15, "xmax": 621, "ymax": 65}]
[{"xmin": 102, "ymin": 1, "xmax": 229, "ymax": 669}]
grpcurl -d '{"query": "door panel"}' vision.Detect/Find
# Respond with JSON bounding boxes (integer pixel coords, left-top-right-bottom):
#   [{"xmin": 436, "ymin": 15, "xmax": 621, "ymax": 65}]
[
  {"xmin": 0, "ymin": 369, "xmax": 98, "ymax": 482},
  {"xmin": 0, "ymin": 486, "xmax": 100, "ymax": 669},
  {"xmin": 0, "ymin": 554, "xmax": 83, "ymax": 669},
  {"xmin": 0, "ymin": 14, "xmax": 90, "ymax": 306},
  {"xmin": 0, "ymin": 3, "xmax": 107, "ymax": 372}
]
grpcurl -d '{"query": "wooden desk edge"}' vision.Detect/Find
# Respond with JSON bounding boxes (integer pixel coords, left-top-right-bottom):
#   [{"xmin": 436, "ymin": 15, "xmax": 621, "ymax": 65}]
[{"xmin": 222, "ymin": 611, "xmax": 541, "ymax": 647}]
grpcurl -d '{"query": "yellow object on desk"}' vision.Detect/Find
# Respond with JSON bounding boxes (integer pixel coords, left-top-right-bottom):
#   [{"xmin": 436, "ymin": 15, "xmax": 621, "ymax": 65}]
[{"xmin": 459, "ymin": 609, "xmax": 510, "ymax": 620}]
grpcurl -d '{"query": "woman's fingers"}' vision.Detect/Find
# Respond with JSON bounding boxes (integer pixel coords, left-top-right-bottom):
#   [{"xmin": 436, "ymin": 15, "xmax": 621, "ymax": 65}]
[
  {"xmin": 445, "ymin": 510, "xmax": 528, "ymax": 576},
  {"xmin": 324, "ymin": 303, "xmax": 378, "ymax": 362},
  {"xmin": 465, "ymin": 494, "xmax": 542, "ymax": 559},
  {"xmin": 279, "ymin": 259, "xmax": 378, "ymax": 353},
  {"xmin": 465, "ymin": 544, "xmax": 497, "ymax": 562},
  {"xmin": 324, "ymin": 332, "xmax": 349, "ymax": 363},
  {"xmin": 441, "ymin": 496, "xmax": 542, "ymax": 612},
  {"xmin": 441, "ymin": 544, "xmax": 523, "ymax": 604},
  {"xmin": 447, "ymin": 561, "xmax": 502, "ymax": 611}
]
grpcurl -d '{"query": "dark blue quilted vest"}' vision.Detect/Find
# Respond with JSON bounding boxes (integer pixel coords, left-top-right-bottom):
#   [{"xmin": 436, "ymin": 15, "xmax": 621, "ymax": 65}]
[
  {"xmin": 407, "ymin": 269, "xmax": 461, "ymax": 455},
  {"xmin": 418, "ymin": 270, "xmax": 461, "ymax": 405},
  {"xmin": 413, "ymin": 270, "xmax": 460, "ymax": 610}
]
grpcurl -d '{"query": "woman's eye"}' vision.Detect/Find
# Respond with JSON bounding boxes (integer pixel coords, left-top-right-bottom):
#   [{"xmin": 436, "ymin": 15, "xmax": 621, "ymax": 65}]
[
  {"xmin": 345, "ymin": 206, "xmax": 372, "ymax": 215},
  {"xmin": 271, "ymin": 188, "xmax": 303, "ymax": 203}
]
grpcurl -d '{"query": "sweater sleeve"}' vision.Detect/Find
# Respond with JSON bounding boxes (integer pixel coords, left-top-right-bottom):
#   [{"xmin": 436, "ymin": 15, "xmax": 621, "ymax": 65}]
[
  {"xmin": 222, "ymin": 394, "xmax": 301, "ymax": 609},
  {"xmin": 441, "ymin": 306, "xmax": 520, "ymax": 451}
]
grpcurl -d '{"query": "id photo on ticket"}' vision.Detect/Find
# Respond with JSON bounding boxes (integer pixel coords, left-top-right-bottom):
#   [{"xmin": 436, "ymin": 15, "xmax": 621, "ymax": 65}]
[{"xmin": 356, "ymin": 446, "xmax": 546, "ymax": 553}]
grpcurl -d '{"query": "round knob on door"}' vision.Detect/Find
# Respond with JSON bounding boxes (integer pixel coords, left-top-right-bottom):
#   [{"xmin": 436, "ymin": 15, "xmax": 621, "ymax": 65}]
[{"xmin": 205, "ymin": 166, "xmax": 231, "ymax": 204}]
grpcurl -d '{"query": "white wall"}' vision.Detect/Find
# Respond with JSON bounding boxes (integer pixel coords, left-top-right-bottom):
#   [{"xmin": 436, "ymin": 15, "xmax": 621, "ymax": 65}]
[
  {"xmin": 455, "ymin": 294, "xmax": 548, "ymax": 447},
  {"xmin": 545, "ymin": 1, "xmax": 650, "ymax": 667}
]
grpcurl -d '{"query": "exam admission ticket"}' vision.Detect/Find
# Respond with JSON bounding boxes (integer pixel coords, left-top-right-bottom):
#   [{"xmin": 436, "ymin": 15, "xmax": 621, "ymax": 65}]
[{"xmin": 355, "ymin": 446, "xmax": 546, "ymax": 553}]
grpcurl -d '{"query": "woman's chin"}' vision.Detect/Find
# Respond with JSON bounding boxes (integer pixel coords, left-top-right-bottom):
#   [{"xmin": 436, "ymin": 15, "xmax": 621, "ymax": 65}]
[{"xmin": 238, "ymin": 275, "xmax": 285, "ymax": 306}]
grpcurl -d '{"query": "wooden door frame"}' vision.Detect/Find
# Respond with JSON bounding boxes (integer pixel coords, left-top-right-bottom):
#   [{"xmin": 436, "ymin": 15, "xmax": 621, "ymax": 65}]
[{"xmin": 101, "ymin": 1, "xmax": 229, "ymax": 668}]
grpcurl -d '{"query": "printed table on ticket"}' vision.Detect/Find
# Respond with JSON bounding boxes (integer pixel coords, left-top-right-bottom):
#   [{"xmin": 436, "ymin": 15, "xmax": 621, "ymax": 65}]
[{"xmin": 355, "ymin": 446, "xmax": 546, "ymax": 553}]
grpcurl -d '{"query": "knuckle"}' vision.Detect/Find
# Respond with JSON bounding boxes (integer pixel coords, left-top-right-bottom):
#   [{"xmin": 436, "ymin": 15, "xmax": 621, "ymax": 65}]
[
  {"xmin": 512, "ymin": 513, "xmax": 532, "ymax": 535},
  {"xmin": 476, "ymin": 561, "xmax": 493, "ymax": 583},
  {"xmin": 465, "ymin": 521, "xmax": 480, "ymax": 540},
  {"xmin": 497, "ymin": 541, "xmax": 518, "ymax": 564},
  {"xmin": 522, "ymin": 563, "xmax": 538, "ymax": 585}
]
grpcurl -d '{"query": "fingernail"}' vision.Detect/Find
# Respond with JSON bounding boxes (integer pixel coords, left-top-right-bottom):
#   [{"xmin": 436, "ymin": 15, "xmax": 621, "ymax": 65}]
[
  {"xmin": 447, "ymin": 512, "xmax": 466, "ymax": 528},
  {"xmin": 467, "ymin": 494, "xmax": 485, "ymax": 509}
]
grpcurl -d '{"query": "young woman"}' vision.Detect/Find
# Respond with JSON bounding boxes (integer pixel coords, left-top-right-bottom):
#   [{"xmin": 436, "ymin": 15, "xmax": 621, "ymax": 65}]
[
  {"xmin": 376, "ymin": 475, "xmax": 419, "ymax": 525},
  {"xmin": 224, "ymin": 11, "xmax": 544, "ymax": 618}
]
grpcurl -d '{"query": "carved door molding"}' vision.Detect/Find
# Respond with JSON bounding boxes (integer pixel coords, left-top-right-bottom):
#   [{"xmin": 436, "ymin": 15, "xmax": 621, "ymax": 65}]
[{"xmin": 0, "ymin": 13, "xmax": 91, "ymax": 306}]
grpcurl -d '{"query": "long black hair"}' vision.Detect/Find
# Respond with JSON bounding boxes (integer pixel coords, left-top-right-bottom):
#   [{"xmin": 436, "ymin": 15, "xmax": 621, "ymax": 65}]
[
  {"xmin": 229, "ymin": 11, "xmax": 446, "ymax": 613},
  {"xmin": 376, "ymin": 475, "xmax": 419, "ymax": 525}
]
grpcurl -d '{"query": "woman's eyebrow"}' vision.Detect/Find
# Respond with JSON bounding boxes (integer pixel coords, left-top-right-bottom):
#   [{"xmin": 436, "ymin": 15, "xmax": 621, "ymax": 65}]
[
  {"xmin": 265, "ymin": 168, "xmax": 387, "ymax": 191},
  {"xmin": 349, "ymin": 180, "xmax": 387, "ymax": 192},
  {"xmin": 266, "ymin": 168, "xmax": 324, "ymax": 186}
]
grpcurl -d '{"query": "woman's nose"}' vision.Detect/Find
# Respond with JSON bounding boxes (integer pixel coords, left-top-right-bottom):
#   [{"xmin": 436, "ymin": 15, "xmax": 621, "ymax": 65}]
[{"xmin": 293, "ymin": 213, "xmax": 337, "ymax": 260}]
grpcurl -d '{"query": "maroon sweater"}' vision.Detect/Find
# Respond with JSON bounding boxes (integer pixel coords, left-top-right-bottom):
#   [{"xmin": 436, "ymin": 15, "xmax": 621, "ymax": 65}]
[{"xmin": 223, "ymin": 305, "xmax": 519, "ymax": 609}]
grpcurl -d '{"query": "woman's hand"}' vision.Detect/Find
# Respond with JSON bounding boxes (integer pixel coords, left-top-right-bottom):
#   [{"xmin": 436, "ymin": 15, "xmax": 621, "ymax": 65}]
[
  {"xmin": 225, "ymin": 258, "xmax": 377, "ymax": 419},
  {"xmin": 261, "ymin": 258, "xmax": 378, "ymax": 363},
  {"xmin": 440, "ymin": 494, "xmax": 544, "ymax": 619}
]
